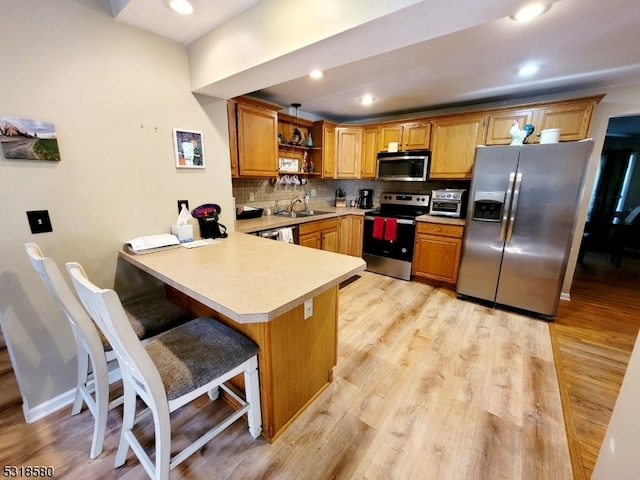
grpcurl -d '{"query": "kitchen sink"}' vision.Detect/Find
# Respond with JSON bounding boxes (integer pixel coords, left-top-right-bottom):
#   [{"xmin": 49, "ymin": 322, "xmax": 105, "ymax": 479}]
[{"xmin": 275, "ymin": 210, "xmax": 332, "ymax": 218}]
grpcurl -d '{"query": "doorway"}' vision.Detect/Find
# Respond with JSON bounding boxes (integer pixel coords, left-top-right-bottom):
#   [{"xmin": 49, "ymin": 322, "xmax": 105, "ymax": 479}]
[{"xmin": 579, "ymin": 114, "xmax": 640, "ymax": 265}]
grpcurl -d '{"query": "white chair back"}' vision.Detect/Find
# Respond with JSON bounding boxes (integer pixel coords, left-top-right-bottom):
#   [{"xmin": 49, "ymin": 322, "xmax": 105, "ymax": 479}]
[
  {"xmin": 66, "ymin": 262, "xmax": 166, "ymax": 406},
  {"xmin": 25, "ymin": 243, "xmax": 104, "ymax": 355}
]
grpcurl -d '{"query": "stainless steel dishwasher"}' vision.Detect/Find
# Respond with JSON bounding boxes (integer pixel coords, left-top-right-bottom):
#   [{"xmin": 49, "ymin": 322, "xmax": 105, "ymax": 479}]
[{"xmin": 256, "ymin": 225, "xmax": 299, "ymax": 244}]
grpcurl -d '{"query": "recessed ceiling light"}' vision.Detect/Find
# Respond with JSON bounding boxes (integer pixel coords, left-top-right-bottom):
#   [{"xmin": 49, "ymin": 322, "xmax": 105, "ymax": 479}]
[
  {"xmin": 309, "ymin": 70, "xmax": 323, "ymax": 79},
  {"xmin": 359, "ymin": 95, "xmax": 375, "ymax": 106},
  {"xmin": 166, "ymin": 0, "xmax": 194, "ymax": 15},
  {"xmin": 518, "ymin": 64, "xmax": 539, "ymax": 76},
  {"xmin": 510, "ymin": 3, "xmax": 551, "ymax": 21}
]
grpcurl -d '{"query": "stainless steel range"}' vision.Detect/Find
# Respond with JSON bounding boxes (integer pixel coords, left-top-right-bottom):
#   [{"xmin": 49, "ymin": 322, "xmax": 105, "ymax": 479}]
[{"xmin": 363, "ymin": 192, "xmax": 430, "ymax": 280}]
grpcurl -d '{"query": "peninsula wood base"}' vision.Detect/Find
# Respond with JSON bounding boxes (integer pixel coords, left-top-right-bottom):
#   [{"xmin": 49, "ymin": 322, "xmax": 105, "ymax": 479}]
[{"xmin": 166, "ymin": 285, "xmax": 339, "ymax": 442}]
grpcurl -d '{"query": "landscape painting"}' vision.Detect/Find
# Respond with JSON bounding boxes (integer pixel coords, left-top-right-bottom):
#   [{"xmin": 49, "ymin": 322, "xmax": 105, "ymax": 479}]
[{"xmin": 0, "ymin": 115, "xmax": 61, "ymax": 161}]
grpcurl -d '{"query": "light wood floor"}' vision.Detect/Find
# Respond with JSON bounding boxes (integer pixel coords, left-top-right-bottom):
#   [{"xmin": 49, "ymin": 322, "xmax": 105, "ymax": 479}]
[{"xmin": 1, "ymin": 272, "xmax": 573, "ymax": 480}]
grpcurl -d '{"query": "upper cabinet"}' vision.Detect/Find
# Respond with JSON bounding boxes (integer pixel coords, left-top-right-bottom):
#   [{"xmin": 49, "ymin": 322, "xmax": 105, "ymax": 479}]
[
  {"xmin": 361, "ymin": 126, "xmax": 378, "ymax": 178},
  {"xmin": 485, "ymin": 108, "xmax": 536, "ymax": 145},
  {"xmin": 485, "ymin": 95, "xmax": 603, "ymax": 145},
  {"xmin": 335, "ymin": 127, "xmax": 363, "ymax": 178},
  {"xmin": 430, "ymin": 114, "xmax": 486, "ymax": 179},
  {"xmin": 378, "ymin": 121, "xmax": 431, "ymax": 152},
  {"xmin": 533, "ymin": 99, "xmax": 597, "ymax": 142},
  {"xmin": 228, "ymin": 94, "xmax": 602, "ymax": 180},
  {"xmin": 310, "ymin": 120, "xmax": 337, "ymax": 179},
  {"xmin": 228, "ymin": 97, "xmax": 280, "ymax": 177}
]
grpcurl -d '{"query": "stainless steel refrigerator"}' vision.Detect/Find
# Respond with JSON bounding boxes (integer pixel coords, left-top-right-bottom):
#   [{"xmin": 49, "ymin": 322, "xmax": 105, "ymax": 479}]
[{"xmin": 456, "ymin": 141, "xmax": 594, "ymax": 319}]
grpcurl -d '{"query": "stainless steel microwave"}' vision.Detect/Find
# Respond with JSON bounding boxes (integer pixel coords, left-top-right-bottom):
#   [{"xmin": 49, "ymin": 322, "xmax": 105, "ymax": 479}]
[{"xmin": 376, "ymin": 150, "xmax": 430, "ymax": 181}]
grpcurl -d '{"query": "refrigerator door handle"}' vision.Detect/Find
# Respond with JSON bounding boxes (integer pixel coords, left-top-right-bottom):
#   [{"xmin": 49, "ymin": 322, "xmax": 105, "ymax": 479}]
[
  {"xmin": 499, "ymin": 172, "xmax": 516, "ymax": 241},
  {"xmin": 506, "ymin": 172, "xmax": 523, "ymax": 242}
]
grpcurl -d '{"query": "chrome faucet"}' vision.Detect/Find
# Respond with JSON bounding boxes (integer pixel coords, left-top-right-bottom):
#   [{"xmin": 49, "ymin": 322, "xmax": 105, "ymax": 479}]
[{"xmin": 290, "ymin": 197, "xmax": 303, "ymax": 212}]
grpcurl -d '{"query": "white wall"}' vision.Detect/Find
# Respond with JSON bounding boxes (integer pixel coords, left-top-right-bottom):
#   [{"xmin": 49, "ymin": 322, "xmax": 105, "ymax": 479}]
[{"xmin": 0, "ymin": 0, "xmax": 234, "ymax": 419}]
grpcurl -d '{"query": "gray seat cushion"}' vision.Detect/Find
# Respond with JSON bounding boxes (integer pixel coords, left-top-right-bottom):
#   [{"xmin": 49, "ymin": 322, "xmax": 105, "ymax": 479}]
[
  {"xmin": 99, "ymin": 293, "xmax": 191, "ymax": 351},
  {"xmin": 145, "ymin": 318, "xmax": 260, "ymax": 401}
]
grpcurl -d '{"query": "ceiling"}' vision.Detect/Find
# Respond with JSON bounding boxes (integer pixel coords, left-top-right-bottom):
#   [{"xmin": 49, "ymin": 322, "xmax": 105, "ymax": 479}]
[{"xmin": 112, "ymin": 0, "xmax": 640, "ymax": 127}]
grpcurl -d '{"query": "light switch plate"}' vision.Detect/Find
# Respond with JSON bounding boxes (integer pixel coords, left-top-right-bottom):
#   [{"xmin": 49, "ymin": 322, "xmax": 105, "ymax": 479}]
[{"xmin": 27, "ymin": 210, "xmax": 53, "ymax": 234}]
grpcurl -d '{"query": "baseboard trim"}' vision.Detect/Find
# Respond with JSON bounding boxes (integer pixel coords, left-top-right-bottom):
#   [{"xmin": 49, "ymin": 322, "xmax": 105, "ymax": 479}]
[
  {"xmin": 24, "ymin": 389, "xmax": 75, "ymax": 424},
  {"xmin": 24, "ymin": 368, "xmax": 121, "ymax": 423}
]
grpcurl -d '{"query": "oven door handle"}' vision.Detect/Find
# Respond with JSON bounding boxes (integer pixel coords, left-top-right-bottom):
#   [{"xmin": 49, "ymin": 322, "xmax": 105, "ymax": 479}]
[{"xmin": 364, "ymin": 216, "xmax": 415, "ymax": 225}]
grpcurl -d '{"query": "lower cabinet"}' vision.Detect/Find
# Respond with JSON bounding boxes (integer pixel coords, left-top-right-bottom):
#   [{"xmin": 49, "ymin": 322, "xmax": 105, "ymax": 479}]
[
  {"xmin": 299, "ymin": 218, "xmax": 339, "ymax": 252},
  {"xmin": 338, "ymin": 215, "xmax": 364, "ymax": 257},
  {"xmin": 412, "ymin": 222, "xmax": 464, "ymax": 284}
]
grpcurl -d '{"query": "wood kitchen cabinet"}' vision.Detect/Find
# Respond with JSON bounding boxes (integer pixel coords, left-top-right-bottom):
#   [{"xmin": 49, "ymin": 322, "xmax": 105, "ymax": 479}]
[
  {"xmin": 335, "ymin": 127, "xmax": 363, "ymax": 178},
  {"xmin": 228, "ymin": 97, "xmax": 280, "ymax": 177},
  {"xmin": 338, "ymin": 215, "xmax": 364, "ymax": 257},
  {"xmin": 299, "ymin": 218, "xmax": 339, "ymax": 252},
  {"xmin": 533, "ymin": 99, "xmax": 598, "ymax": 142},
  {"xmin": 430, "ymin": 114, "xmax": 485, "ymax": 179},
  {"xmin": 361, "ymin": 126, "xmax": 378, "ymax": 178},
  {"xmin": 412, "ymin": 222, "xmax": 464, "ymax": 284},
  {"xmin": 378, "ymin": 121, "xmax": 431, "ymax": 151},
  {"xmin": 485, "ymin": 108, "xmax": 536, "ymax": 145},
  {"xmin": 310, "ymin": 120, "xmax": 337, "ymax": 178},
  {"xmin": 485, "ymin": 96, "xmax": 602, "ymax": 145}
]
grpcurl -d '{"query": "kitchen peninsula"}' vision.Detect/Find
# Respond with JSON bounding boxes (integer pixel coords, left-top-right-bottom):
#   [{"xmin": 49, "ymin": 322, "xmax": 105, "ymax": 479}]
[{"xmin": 119, "ymin": 231, "xmax": 365, "ymax": 441}]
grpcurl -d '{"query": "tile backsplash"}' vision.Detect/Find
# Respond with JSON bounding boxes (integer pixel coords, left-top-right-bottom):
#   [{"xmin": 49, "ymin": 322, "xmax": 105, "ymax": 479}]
[{"xmin": 232, "ymin": 177, "xmax": 470, "ymax": 210}]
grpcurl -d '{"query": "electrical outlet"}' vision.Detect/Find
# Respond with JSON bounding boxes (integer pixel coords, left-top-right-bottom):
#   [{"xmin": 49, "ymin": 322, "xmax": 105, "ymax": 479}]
[
  {"xmin": 310, "ymin": 189, "xmax": 317, "ymax": 197},
  {"xmin": 26, "ymin": 210, "xmax": 53, "ymax": 234},
  {"xmin": 177, "ymin": 199, "xmax": 189, "ymax": 213},
  {"xmin": 249, "ymin": 192, "xmax": 255, "ymax": 201},
  {"xmin": 304, "ymin": 299, "xmax": 313, "ymax": 319}
]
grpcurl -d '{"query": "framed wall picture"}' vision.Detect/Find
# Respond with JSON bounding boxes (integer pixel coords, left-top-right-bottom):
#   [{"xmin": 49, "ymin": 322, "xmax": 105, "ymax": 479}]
[
  {"xmin": 173, "ymin": 128, "xmax": 204, "ymax": 168},
  {"xmin": 0, "ymin": 115, "xmax": 61, "ymax": 161}
]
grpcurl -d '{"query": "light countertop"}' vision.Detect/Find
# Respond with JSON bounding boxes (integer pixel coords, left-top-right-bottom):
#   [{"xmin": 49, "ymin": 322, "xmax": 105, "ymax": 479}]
[
  {"xmin": 234, "ymin": 206, "xmax": 369, "ymax": 234},
  {"xmin": 415, "ymin": 214, "xmax": 466, "ymax": 226},
  {"xmin": 119, "ymin": 231, "xmax": 366, "ymax": 323},
  {"xmin": 234, "ymin": 206, "xmax": 465, "ymax": 233}
]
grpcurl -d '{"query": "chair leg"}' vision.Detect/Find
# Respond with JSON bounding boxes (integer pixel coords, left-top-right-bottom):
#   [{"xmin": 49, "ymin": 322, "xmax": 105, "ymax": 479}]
[
  {"xmin": 89, "ymin": 352, "xmax": 111, "ymax": 460},
  {"xmin": 244, "ymin": 360, "xmax": 262, "ymax": 439},
  {"xmin": 152, "ymin": 407, "xmax": 172, "ymax": 480},
  {"xmin": 115, "ymin": 379, "xmax": 137, "ymax": 468},
  {"xmin": 71, "ymin": 348, "xmax": 90, "ymax": 416},
  {"xmin": 207, "ymin": 386, "xmax": 220, "ymax": 401}
]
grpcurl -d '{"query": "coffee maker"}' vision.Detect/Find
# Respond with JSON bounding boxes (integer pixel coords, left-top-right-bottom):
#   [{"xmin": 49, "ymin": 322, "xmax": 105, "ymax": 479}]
[
  {"xmin": 191, "ymin": 204, "xmax": 228, "ymax": 239},
  {"xmin": 357, "ymin": 189, "xmax": 374, "ymax": 209}
]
